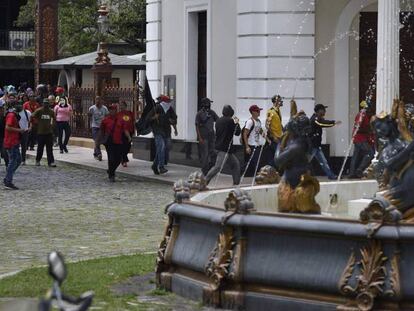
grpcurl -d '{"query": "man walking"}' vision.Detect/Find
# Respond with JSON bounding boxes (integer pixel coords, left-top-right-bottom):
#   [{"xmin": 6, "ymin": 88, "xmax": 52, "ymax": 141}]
[
  {"xmin": 0, "ymin": 99, "xmax": 8, "ymax": 166},
  {"xmin": 205, "ymin": 105, "xmax": 241, "ymax": 185},
  {"xmin": 309, "ymin": 104, "xmax": 341, "ymax": 180},
  {"xmin": 16, "ymin": 101, "xmax": 31, "ymax": 165},
  {"xmin": 265, "ymin": 94, "xmax": 283, "ymax": 165},
  {"xmin": 147, "ymin": 95, "xmax": 174, "ymax": 175},
  {"xmin": 117, "ymin": 101, "xmax": 135, "ymax": 167},
  {"xmin": 3, "ymin": 100, "xmax": 26, "ymax": 189},
  {"xmin": 88, "ymin": 96, "xmax": 108, "ymax": 161},
  {"xmin": 242, "ymin": 105, "xmax": 265, "ymax": 177},
  {"xmin": 32, "ymin": 98, "xmax": 57, "ymax": 167},
  {"xmin": 348, "ymin": 100, "xmax": 374, "ymax": 178},
  {"xmin": 195, "ymin": 97, "xmax": 218, "ymax": 175}
]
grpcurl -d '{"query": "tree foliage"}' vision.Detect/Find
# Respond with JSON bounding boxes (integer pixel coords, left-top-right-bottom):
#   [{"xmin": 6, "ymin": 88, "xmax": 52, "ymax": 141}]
[{"xmin": 15, "ymin": 0, "xmax": 146, "ymax": 56}]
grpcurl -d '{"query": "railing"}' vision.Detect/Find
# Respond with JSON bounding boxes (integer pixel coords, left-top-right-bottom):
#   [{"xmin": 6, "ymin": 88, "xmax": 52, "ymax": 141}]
[
  {"xmin": 69, "ymin": 86, "xmax": 140, "ymax": 138},
  {"xmin": 0, "ymin": 30, "xmax": 35, "ymax": 51}
]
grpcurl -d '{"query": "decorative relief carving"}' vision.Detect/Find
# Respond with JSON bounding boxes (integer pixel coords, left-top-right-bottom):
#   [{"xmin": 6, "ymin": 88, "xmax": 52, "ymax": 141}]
[
  {"xmin": 173, "ymin": 180, "xmax": 190, "ymax": 203},
  {"xmin": 155, "ymin": 215, "xmax": 173, "ymax": 276},
  {"xmin": 187, "ymin": 171, "xmax": 207, "ymax": 193},
  {"xmin": 205, "ymin": 227, "xmax": 236, "ymax": 291},
  {"xmin": 254, "ymin": 165, "xmax": 280, "ymax": 185},
  {"xmin": 338, "ymin": 240, "xmax": 388, "ymax": 311}
]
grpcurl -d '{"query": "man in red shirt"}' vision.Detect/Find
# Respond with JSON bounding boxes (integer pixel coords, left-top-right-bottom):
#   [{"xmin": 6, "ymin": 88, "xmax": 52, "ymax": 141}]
[
  {"xmin": 99, "ymin": 104, "xmax": 132, "ymax": 182},
  {"xmin": 23, "ymin": 94, "xmax": 40, "ymax": 150},
  {"xmin": 348, "ymin": 101, "xmax": 375, "ymax": 178},
  {"xmin": 117, "ymin": 101, "xmax": 135, "ymax": 167},
  {"xmin": 4, "ymin": 100, "xmax": 27, "ymax": 189}
]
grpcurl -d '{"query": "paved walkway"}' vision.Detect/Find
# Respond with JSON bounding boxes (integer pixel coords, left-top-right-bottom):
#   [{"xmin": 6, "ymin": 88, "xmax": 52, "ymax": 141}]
[{"xmin": 26, "ymin": 144, "xmax": 254, "ymax": 187}]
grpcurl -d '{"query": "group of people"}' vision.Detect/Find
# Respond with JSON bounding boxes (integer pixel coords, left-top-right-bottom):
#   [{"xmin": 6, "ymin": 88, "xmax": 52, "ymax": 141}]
[
  {"xmin": 0, "ymin": 84, "xmax": 73, "ymax": 189},
  {"xmin": 193, "ymin": 93, "xmax": 375, "ymax": 186},
  {"xmin": 88, "ymin": 98, "xmax": 135, "ymax": 182}
]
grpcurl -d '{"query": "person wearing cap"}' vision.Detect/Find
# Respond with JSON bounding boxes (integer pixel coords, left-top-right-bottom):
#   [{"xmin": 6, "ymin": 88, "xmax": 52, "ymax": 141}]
[
  {"xmin": 242, "ymin": 104, "xmax": 265, "ymax": 177},
  {"xmin": 23, "ymin": 93, "xmax": 40, "ymax": 150},
  {"xmin": 88, "ymin": 96, "xmax": 109, "ymax": 161},
  {"xmin": 195, "ymin": 97, "xmax": 219, "ymax": 175},
  {"xmin": 32, "ymin": 98, "xmax": 57, "ymax": 167},
  {"xmin": 146, "ymin": 95, "xmax": 176, "ymax": 175},
  {"xmin": 348, "ymin": 100, "xmax": 375, "ymax": 178},
  {"xmin": 158, "ymin": 95, "xmax": 177, "ymax": 166},
  {"xmin": 265, "ymin": 95, "xmax": 284, "ymax": 166},
  {"xmin": 309, "ymin": 104, "xmax": 341, "ymax": 180},
  {"xmin": 54, "ymin": 88, "xmax": 72, "ymax": 154},
  {"xmin": 3, "ymin": 100, "xmax": 27, "ymax": 189},
  {"xmin": 99, "ymin": 104, "xmax": 132, "ymax": 182}
]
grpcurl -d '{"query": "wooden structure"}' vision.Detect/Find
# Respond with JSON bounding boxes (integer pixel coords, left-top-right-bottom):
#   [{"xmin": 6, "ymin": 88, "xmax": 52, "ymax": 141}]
[{"xmin": 35, "ymin": 0, "xmax": 59, "ymax": 86}]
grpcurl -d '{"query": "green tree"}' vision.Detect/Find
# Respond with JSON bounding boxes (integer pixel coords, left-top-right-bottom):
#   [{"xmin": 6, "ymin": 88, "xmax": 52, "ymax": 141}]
[{"xmin": 15, "ymin": 0, "xmax": 146, "ymax": 56}]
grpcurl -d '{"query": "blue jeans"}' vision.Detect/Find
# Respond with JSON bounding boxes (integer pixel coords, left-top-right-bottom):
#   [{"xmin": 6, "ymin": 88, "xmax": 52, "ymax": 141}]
[
  {"xmin": 310, "ymin": 147, "xmax": 336, "ymax": 179},
  {"xmin": 154, "ymin": 134, "xmax": 167, "ymax": 169},
  {"xmin": 5, "ymin": 145, "xmax": 21, "ymax": 184}
]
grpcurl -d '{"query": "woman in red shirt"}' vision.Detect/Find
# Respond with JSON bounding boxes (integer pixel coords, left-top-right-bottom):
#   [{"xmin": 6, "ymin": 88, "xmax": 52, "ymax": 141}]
[{"xmin": 99, "ymin": 104, "xmax": 132, "ymax": 182}]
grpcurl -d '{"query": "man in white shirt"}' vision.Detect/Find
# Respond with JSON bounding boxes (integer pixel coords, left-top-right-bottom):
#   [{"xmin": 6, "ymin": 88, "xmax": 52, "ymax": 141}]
[
  {"xmin": 16, "ymin": 101, "xmax": 31, "ymax": 165},
  {"xmin": 242, "ymin": 104, "xmax": 265, "ymax": 177}
]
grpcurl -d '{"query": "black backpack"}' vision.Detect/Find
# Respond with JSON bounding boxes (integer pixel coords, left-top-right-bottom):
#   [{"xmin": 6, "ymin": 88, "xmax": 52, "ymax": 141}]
[{"xmin": 240, "ymin": 118, "xmax": 255, "ymax": 146}]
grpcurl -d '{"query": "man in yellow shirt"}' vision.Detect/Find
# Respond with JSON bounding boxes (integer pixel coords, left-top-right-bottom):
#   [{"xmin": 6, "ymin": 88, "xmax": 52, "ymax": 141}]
[{"xmin": 265, "ymin": 95, "xmax": 283, "ymax": 165}]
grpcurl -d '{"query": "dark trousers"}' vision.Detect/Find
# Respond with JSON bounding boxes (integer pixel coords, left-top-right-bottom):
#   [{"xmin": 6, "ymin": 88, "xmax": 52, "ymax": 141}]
[
  {"xmin": 199, "ymin": 132, "xmax": 216, "ymax": 175},
  {"xmin": 122, "ymin": 141, "xmax": 131, "ymax": 163},
  {"xmin": 57, "ymin": 121, "xmax": 71, "ymax": 151},
  {"xmin": 349, "ymin": 141, "xmax": 374, "ymax": 176},
  {"xmin": 28, "ymin": 127, "xmax": 37, "ymax": 149},
  {"xmin": 36, "ymin": 134, "xmax": 55, "ymax": 164},
  {"xmin": 20, "ymin": 131, "xmax": 29, "ymax": 162},
  {"xmin": 243, "ymin": 145, "xmax": 264, "ymax": 177},
  {"xmin": 105, "ymin": 142, "xmax": 122, "ymax": 178}
]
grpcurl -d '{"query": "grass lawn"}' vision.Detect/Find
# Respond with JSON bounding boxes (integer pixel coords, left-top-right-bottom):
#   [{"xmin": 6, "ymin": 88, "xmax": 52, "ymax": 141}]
[{"xmin": 0, "ymin": 253, "xmax": 170, "ymax": 310}]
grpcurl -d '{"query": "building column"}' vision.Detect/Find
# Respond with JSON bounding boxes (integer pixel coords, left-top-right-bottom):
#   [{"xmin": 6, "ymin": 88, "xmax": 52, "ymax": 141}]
[
  {"xmin": 376, "ymin": 0, "xmax": 400, "ymax": 114},
  {"xmin": 236, "ymin": 0, "xmax": 315, "ymax": 123},
  {"xmin": 146, "ymin": 0, "xmax": 162, "ymax": 96}
]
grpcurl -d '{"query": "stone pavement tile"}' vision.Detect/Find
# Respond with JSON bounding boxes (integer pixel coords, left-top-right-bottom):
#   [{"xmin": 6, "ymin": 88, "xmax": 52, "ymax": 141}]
[{"xmin": 0, "ymin": 161, "xmax": 172, "ymax": 275}]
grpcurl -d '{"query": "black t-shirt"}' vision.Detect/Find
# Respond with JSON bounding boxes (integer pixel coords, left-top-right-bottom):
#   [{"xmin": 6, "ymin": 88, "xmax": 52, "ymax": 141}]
[
  {"xmin": 310, "ymin": 113, "xmax": 335, "ymax": 147},
  {"xmin": 215, "ymin": 116, "xmax": 241, "ymax": 153},
  {"xmin": 195, "ymin": 109, "xmax": 218, "ymax": 137}
]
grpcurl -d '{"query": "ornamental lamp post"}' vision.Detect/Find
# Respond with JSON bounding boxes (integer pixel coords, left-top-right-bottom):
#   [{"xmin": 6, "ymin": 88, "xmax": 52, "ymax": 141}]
[{"xmin": 93, "ymin": 4, "xmax": 112, "ymax": 98}]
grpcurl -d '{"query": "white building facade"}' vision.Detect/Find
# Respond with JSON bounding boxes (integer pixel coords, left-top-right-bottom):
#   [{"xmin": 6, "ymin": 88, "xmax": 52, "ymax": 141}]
[{"xmin": 146, "ymin": 0, "xmax": 409, "ymax": 157}]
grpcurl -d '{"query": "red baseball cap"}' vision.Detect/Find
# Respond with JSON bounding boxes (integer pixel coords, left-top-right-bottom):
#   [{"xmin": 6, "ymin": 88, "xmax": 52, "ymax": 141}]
[
  {"xmin": 249, "ymin": 104, "xmax": 263, "ymax": 113},
  {"xmin": 55, "ymin": 87, "xmax": 65, "ymax": 94},
  {"xmin": 158, "ymin": 94, "xmax": 171, "ymax": 102}
]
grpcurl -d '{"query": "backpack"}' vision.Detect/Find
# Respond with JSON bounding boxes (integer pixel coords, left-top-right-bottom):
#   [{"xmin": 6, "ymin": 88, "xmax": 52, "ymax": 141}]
[{"xmin": 240, "ymin": 118, "xmax": 255, "ymax": 146}]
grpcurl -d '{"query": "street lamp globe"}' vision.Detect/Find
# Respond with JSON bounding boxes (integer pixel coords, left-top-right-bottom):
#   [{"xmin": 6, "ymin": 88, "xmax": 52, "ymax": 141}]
[{"xmin": 97, "ymin": 5, "xmax": 110, "ymax": 34}]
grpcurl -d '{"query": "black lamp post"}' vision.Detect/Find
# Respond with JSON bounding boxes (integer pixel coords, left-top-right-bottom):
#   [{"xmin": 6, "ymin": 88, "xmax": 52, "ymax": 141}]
[{"xmin": 93, "ymin": 4, "xmax": 112, "ymax": 97}]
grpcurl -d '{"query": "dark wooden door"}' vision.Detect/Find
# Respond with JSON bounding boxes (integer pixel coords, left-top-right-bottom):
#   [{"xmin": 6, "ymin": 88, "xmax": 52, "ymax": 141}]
[
  {"xmin": 197, "ymin": 11, "xmax": 207, "ymax": 111},
  {"xmin": 359, "ymin": 12, "xmax": 414, "ymax": 108}
]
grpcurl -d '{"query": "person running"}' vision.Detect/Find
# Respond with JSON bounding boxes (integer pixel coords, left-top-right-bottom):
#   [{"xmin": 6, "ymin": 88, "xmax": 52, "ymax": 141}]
[
  {"xmin": 265, "ymin": 95, "xmax": 283, "ymax": 166},
  {"xmin": 16, "ymin": 100, "xmax": 31, "ymax": 165},
  {"xmin": 348, "ymin": 100, "xmax": 375, "ymax": 178},
  {"xmin": 205, "ymin": 105, "xmax": 241, "ymax": 185},
  {"xmin": 23, "ymin": 93, "xmax": 40, "ymax": 150},
  {"xmin": 195, "ymin": 97, "xmax": 219, "ymax": 175},
  {"xmin": 99, "ymin": 104, "xmax": 132, "ymax": 182},
  {"xmin": 88, "ymin": 96, "xmax": 109, "ymax": 161},
  {"xmin": 117, "ymin": 101, "xmax": 135, "ymax": 167},
  {"xmin": 242, "ymin": 105, "xmax": 265, "ymax": 177},
  {"xmin": 32, "ymin": 98, "xmax": 57, "ymax": 167},
  {"xmin": 3, "ymin": 100, "xmax": 26, "ymax": 189},
  {"xmin": 309, "ymin": 104, "xmax": 341, "ymax": 180},
  {"xmin": 54, "ymin": 90, "xmax": 72, "ymax": 153}
]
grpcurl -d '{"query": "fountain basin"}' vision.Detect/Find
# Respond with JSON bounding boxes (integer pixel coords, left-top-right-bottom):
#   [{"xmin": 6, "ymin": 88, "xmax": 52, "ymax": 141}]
[{"xmin": 156, "ymin": 181, "xmax": 414, "ymax": 310}]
